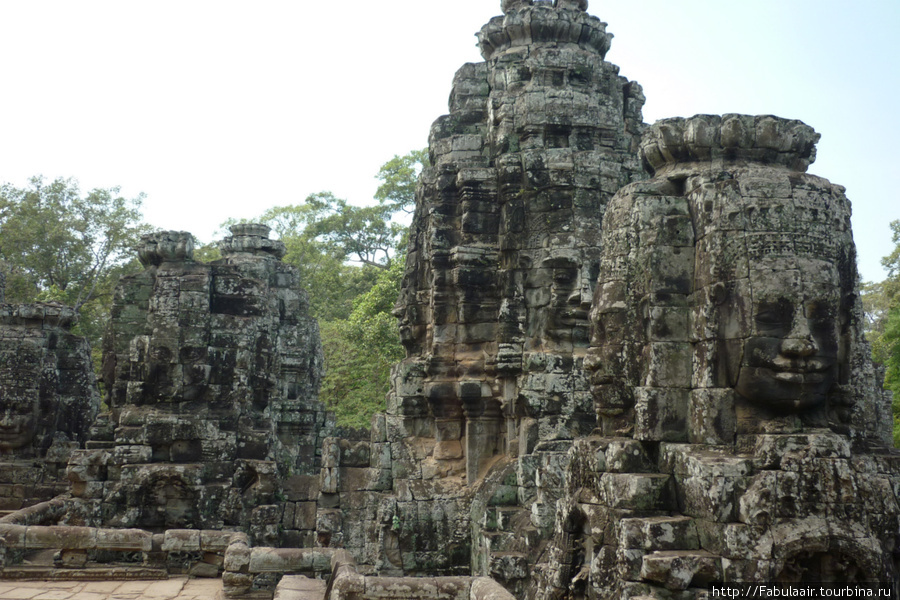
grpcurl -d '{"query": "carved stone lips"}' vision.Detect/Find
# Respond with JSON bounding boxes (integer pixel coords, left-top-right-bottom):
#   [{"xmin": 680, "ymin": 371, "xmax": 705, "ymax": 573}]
[
  {"xmin": 763, "ymin": 357, "xmax": 833, "ymax": 382},
  {"xmin": 772, "ymin": 370, "xmax": 827, "ymax": 383},
  {"xmin": 769, "ymin": 357, "xmax": 833, "ymax": 373}
]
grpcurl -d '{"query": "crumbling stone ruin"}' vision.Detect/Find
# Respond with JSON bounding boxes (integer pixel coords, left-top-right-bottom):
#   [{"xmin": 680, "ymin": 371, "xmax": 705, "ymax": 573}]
[
  {"xmin": 0, "ymin": 293, "xmax": 100, "ymax": 510},
  {"xmin": 66, "ymin": 226, "xmax": 329, "ymax": 544},
  {"xmin": 1, "ymin": 1, "xmax": 898, "ymax": 598}
]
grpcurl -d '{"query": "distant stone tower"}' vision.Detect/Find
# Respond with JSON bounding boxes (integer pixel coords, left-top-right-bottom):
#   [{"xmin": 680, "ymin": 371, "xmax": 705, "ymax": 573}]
[
  {"xmin": 68, "ymin": 227, "xmax": 328, "ymax": 542},
  {"xmin": 392, "ymin": 0, "xmax": 645, "ymax": 484}
]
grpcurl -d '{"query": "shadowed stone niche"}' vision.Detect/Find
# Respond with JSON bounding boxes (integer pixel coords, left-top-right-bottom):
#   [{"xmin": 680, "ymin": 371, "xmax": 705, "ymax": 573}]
[
  {"xmin": 65, "ymin": 226, "xmax": 328, "ymax": 542},
  {"xmin": 0, "ymin": 299, "xmax": 100, "ymax": 509},
  {"xmin": 534, "ymin": 115, "xmax": 899, "ymax": 598}
]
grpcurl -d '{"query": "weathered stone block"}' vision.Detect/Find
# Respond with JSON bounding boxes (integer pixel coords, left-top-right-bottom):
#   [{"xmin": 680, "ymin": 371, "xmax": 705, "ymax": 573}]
[
  {"xmin": 602, "ymin": 473, "xmax": 672, "ymax": 510},
  {"xmin": 200, "ymin": 530, "xmax": 233, "ymax": 553},
  {"xmin": 25, "ymin": 526, "xmax": 95, "ymax": 550},
  {"xmin": 162, "ymin": 529, "xmax": 201, "ymax": 552},
  {"xmin": 95, "ymin": 528, "xmax": 152, "ymax": 551},
  {"xmin": 223, "ymin": 541, "xmax": 250, "ymax": 572},
  {"xmin": 639, "ymin": 550, "xmax": 721, "ymax": 590},
  {"xmin": 634, "ymin": 387, "xmax": 688, "ymax": 442},
  {"xmin": 689, "ymin": 388, "xmax": 736, "ymax": 445},
  {"xmin": 618, "ymin": 516, "xmax": 699, "ymax": 552},
  {"xmin": 293, "ymin": 502, "xmax": 317, "ymax": 530}
]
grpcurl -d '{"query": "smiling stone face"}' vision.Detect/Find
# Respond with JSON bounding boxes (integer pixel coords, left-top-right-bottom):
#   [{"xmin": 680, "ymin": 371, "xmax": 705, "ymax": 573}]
[
  {"xmin": 0, "ymin": 338, "xmax": 43, "ymax": 454},
  {"xmin": 0, "ymin": 393, "xmax": 38, "ymax": 452},
  {"xmin": 727, "ymin": 259, "xmax": 841, "ymax": 411}
]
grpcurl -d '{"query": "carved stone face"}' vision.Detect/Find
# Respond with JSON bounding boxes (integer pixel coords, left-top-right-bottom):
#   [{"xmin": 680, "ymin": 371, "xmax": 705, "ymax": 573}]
[
  {"xmin": 0, "ymin": 393, "xmax": 38, "ymax": 452},
  {"xmin": 543, "ymin": 260, "xmax": 591, "ymax": 349},
  {"xmin": 725, "ymin": 259, "xmax": 841, "ymax": 411}
]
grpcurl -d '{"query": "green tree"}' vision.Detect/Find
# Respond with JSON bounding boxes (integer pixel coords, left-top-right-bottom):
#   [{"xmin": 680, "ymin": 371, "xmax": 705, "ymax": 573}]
[
  {"xmin": 862, "ymin": 280, "xmax": 894, "ymax": 364},
  {"xmin": 862, "ymin": 220, "xmax": 900, "ymax": 445},
  {"xmin": 192, "ymin": 238, "xmax": 222, "ymax": 263},
  {"xmin": 374, "ymin": 149, "xmax": 428, "ymax": 214},
  {"xmin": 0, "ymin": 176, "xmax": 149, "ymax": 351},
  {"xmin": 884, "ymin": 308, "xmax": 900, "ymax": 445},
  {"xmin": 0, "ymin": 176, "xmax": 147, "ymax": 308},
  {"xmin": 319, "ymin": 260, "xmax": 406, "ymax": 428},
  {"xmin": 304, "ymin": 192, "xmax": 400, "ymax": 269}
]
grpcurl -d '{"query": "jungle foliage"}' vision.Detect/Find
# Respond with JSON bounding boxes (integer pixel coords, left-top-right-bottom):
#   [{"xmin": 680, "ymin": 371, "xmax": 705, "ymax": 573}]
[
  {"xmin": 0, "ymin": 176, "xmax": 149, "ymax": 359},
  {"xmin": 862, "ymin": 219, "xmax": 900, "ymax": 445}
]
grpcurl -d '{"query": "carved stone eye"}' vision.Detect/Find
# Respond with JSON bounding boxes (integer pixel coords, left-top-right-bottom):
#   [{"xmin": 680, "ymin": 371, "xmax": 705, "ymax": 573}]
[{"xmin": 754, "ymin": 298, "xmax": 793, "ymax": 333}]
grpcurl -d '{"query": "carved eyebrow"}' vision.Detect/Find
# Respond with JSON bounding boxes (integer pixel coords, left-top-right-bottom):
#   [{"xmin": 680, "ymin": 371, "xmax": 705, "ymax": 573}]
[{"xmin": 756, "ymin": 299, "xmax": 792, "ymax": 316}]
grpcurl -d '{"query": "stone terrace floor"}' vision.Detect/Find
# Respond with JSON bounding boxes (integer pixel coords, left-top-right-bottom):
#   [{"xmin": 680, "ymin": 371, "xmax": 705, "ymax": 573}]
[{"xmin": 0, "ymin": 577, "xmax": 224, "ymax": 599}]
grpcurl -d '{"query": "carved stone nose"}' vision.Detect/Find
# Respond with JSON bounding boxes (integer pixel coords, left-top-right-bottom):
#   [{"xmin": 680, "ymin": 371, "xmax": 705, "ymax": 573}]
[{"xmin": 781, "ymin": 336, "xmax": 817, "ymax": 357}]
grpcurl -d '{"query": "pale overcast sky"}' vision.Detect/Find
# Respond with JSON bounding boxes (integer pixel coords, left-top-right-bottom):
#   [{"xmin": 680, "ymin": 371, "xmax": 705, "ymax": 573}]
[{"xmin": 1, "ymin": 1, "xmax": 897, "ymax": 282}]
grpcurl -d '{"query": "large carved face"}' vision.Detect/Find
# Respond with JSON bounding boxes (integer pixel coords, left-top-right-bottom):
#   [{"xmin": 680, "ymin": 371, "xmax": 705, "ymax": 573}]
[
  {"xmin": 723, "ymin": 259, "xmax": 841, "ymax": 412},
  {"xmin": 0, "ymin": 393, "xmax": 39, "ymax": 452}
]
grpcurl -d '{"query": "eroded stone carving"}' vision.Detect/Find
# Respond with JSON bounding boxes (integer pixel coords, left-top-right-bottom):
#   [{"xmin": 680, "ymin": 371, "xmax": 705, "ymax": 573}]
[
  {"xmin": 533, "ymin": 115, "xmax": 898, "ymax": 598},
  {"xmin": 66, "ymin": 226, "xmax": 328, "ymax": 541},
  {"xmin": 392, "ymin": 0, "xmax": 644, "ymax": 478},
  {"xmin": 587, "ymin": 115, "xmax": 879, "ymax": 440},
  {"xmin": 380, "ymin": 0, "xmax": 646, "ymax": 577},
  {"xmin": 0, "ymin": 301, "xmax": 99, "ymax": 509}
]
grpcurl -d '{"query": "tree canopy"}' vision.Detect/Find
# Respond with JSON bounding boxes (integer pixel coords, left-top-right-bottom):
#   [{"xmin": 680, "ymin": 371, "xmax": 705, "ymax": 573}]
[
  {"xmin": 0, "ymin": 176, "xmax": 149, "ymax": 353},
  {"xmin": 0, "ymin": 176, "xmax": 147, "ymax": 309},
  {"xmin": 374, "ymin": 149, "xmax": 428, "ymax": 215},
  {"xmin": 863, "ymin": 220, "xmax": 900, "ymax": 445}
]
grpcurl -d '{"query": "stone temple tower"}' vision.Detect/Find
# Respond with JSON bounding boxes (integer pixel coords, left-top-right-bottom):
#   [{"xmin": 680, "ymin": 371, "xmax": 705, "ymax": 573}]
[
  {"xmin": 67, "ymin": 227, "xmax": 327, "ymax": 544},
  {"xmin": 392, "ymin": 0, "xmax": 646, "ymax": 486}
]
